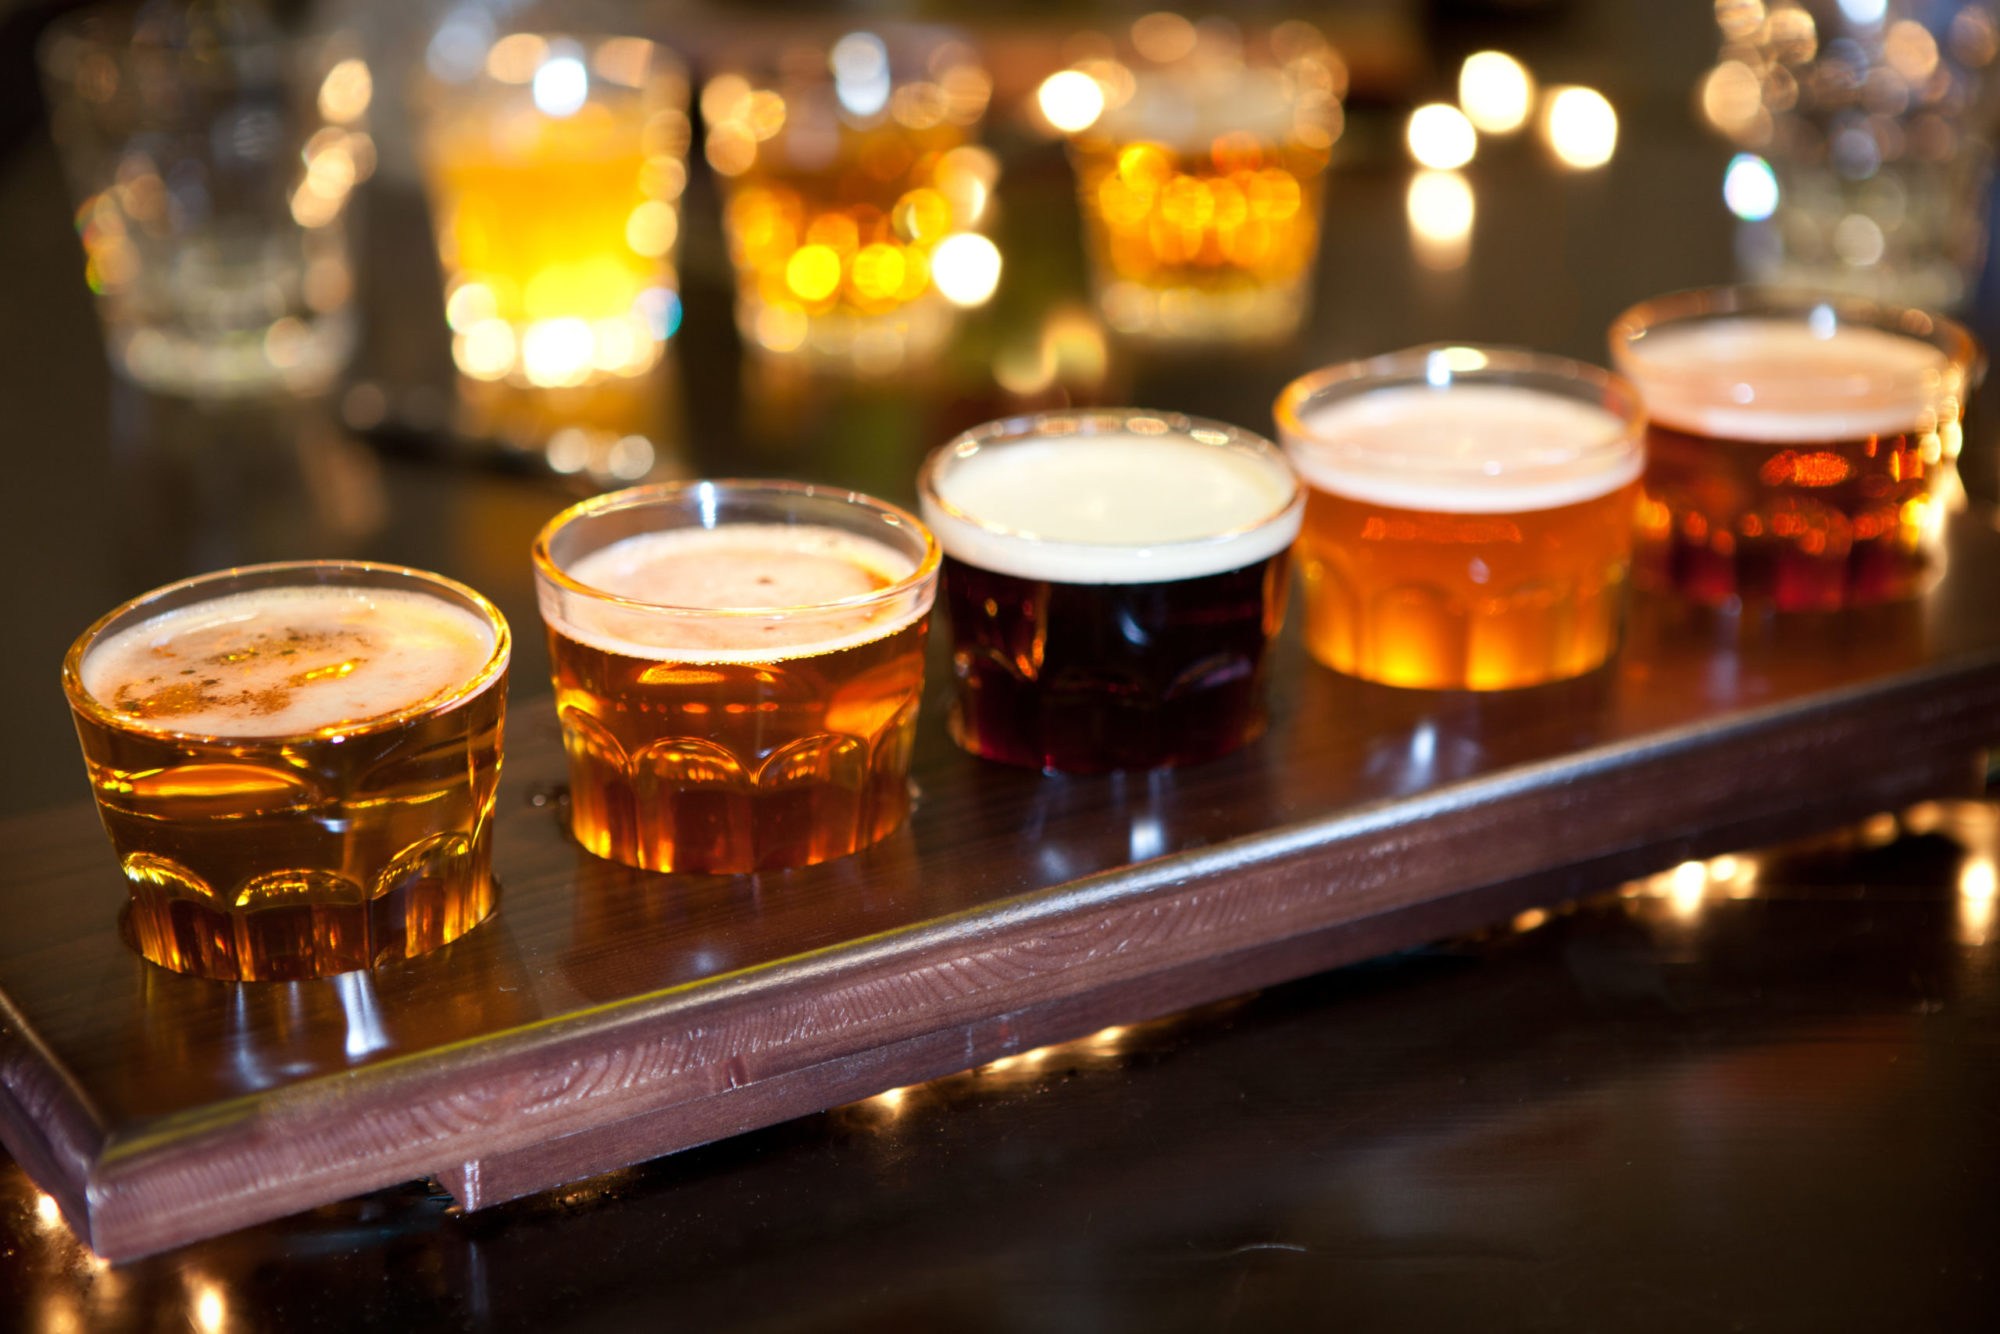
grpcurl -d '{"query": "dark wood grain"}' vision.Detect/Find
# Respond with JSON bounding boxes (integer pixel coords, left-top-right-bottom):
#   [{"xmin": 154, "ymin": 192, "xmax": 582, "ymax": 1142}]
[{"xmin": 5, "ymin": 515, "xmax": 2000, "ymax": 1259}]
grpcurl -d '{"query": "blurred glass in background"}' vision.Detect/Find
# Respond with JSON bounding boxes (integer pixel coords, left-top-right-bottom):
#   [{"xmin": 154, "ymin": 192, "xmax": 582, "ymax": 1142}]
[
  {"xmin": 418, "ymin": 29, "xmax": 690, "ymax": 390},
  {"xmin": 703, "ymin": 27, "xmax": 1000, "ymax": 374},
  {"xmin": 38, "ymin": 0, "xmax": 371, "ymax": 399},
  {"xmin": 1041, "ymin": 14, "xmax": 1344, "ymax": 345},
  {"xmin": 1701, "ymin": 0, "xmax": 2000, "ymax": 307}
]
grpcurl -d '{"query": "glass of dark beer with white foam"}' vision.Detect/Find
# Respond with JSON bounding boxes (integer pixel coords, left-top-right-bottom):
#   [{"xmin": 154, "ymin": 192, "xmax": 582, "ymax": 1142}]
[
  {"xmin": 918, "ymin": 409, "xmax": 1303, "ymax": 772},
  {"xmin": 532, "ymin": 481, "xmax": 939, "ymax": 874},
  {"xmin": 63, "ymin": 562, "xmax": 510, "ymax": 981},
  {"xmin": 1277, "ymin": 346, "xmax": 1644, "ymax": 691},
  {"xmin": 1611, "ymin": 288, "xmax": 1981, "ymax": 611}
]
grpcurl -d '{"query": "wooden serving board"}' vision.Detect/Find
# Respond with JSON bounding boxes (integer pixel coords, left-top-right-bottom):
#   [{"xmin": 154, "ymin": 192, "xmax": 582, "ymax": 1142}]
[{"xmin": 8, "ymin": 516, "xmax": 2000, "ymax": 1261}]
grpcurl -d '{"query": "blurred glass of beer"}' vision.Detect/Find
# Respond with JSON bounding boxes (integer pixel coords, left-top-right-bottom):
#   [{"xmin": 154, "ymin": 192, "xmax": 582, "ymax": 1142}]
[
  {"xmin": 63, "ymin": 562, "xmax": 510, "ymax": 981},
  {"xmin": 702, "ymin": 29, "xmax": 997, "ymax": 370},
  {"xmin": 1050, "ymin": 17, "xmax": 1343, "ymax": 344},
  {"xmin": 918, "ymin": 410, "xmax": 1302, "ymax": 772},
  {"xmin": 533, "ymin": 481, "xmax": 939, "ymax": 874},
  {"xmin": 1277, "ymin": 346, "xmax": 1644, "ymax": 690},
  {"xmin": 1611, "ymin": 288, "xmax": 1980, "ymax": 611},
  {"xmin": 419, "ymin": 33, "xmax": 691, "ymax": 388}
]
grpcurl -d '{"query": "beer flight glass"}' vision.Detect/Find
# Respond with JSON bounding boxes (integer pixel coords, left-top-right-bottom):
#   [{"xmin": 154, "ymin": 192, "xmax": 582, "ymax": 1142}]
[
  {"xmin": 1276, "ymin": 346, "xmax": 1646, "ymax": 691},
  {"xmin": 532, "ymin": 480, "xmax": 939, "ymax": 874},
  {"xmin": 63, "ymin": 562, "xmax": 510, "ymax": 981},
  {"xmin": 918, "ymin": 409, "xmax": 1303, "ymax": 772},
  {"xmin": 1610, "ymin": 287, "xmax": 1981, "ymax": 611}
]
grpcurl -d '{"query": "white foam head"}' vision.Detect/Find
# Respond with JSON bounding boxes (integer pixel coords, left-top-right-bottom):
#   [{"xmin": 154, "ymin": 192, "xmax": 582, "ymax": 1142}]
[
  {"xmin": 81, "ymin": 585, "xmax": 500, "ymax": 737},
  {"xmin": 544, "ymin": 523, "xmax": 930, "ymax": 663},
  {"xmin": 1283, "ymin": 382, "xmax": 1641, "ymax": 514},
  {"xmin": 919, "ymin": 422, "xmax": 1303, "ymax": 585},
  {"xmin": 1618, "ymin": 316, "xmax": 1956, "ymax": 442}
]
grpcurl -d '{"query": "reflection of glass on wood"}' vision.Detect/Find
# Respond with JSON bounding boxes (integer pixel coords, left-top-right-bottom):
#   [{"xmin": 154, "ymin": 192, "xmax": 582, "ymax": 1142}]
[
  {"xmin": 1055, "ymin": 18, "xmax": 1343, "ymax": 344},
  {"xmin": 703, "ymin": 31, "xmax": 997, "ymax": 371},
  {"xmin": 422, "ymin": 34, "xmax": 690, "ymax": 389}
]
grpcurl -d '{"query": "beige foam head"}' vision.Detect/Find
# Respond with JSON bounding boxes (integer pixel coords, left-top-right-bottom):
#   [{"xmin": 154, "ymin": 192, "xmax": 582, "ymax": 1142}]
[
  {"xmin": 1284, "ymin": 381, "xmax": 1641, "ymax": 514},
  {"xmin": 545, "ymin": 522, "xmax": 928, "ymax": 662},
  {"xmin": 1619, "ymin": 316, "xmax": 1956, "ymax": 443},
  {"xmin": 81, "ymin": 585, "xmax": 499, "ymax": 737},
  {"xmin": 920, "ymin": 427, "xmax": 1302, "ymax": 584}
]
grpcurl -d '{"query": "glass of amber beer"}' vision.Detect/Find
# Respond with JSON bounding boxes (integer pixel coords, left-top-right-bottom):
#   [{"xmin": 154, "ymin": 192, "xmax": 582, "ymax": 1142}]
[
  {"xmin": 1276, "ymin": 346, "xmax": 1645, "ymax": 690},
  {"xmin": 1610, "ymin": 287, "xmax": 1980, "ymax": 611},
  {"xmin": 63, "ymin": 562, "xmax": 510, "ymax": 981},
  {"xmin": 702, "ymin": 28, "xmax": 996, "ymax": 369},
  {"xmin": 1056, "ymin": 19, "xmax": 1343, "ymax": 344},
  {"xmin": 918, "ymin": 409, "xmax": 1303, "ymax": 772},
  {"xmin": 533, "ymin": 481, "xmax": 939, "ymax": 874}
]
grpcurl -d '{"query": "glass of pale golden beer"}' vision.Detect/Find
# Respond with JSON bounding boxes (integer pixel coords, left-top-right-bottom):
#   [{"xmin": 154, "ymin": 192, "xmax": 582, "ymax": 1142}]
[
  {"xmin": 1276, "ymin": 346, "xmax": 1645, "ymax": 690},
  {"xmin": 418, "ymin": 32, "xmax": 691, "ymax": 388},
  {"xmin": 918, "ymin": 409, "xmax": 1303, "ymax": 772},
  {"xmin": 63, "ymin": 562, "xmax": 510, "ymax": 981},
  {"xmin": 1610, "ymin": 287, "xmax": 1980, "ymax": 611},
  {"xmin": 533, "ymin": 481, "xmax": 939, "ymax": 873}
]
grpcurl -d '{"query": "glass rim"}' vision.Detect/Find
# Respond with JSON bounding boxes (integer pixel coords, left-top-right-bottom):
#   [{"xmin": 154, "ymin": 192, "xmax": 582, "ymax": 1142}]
[
  {"xmin": 421, "ymin": 30, "xmax": 689, "ymax": 88},
  {"xmin": 703, "ymin": 21, "xmax": 980, "ymax": 80},
  {"xmin": 1608, "ymin": 284, "xmax": 1984, "ymax": 385},
  {"xmin": 61, "ymin": 559, "xmax": 512, "ymax": 746},
  {"xmin": 1273, "ymin": 342, "xmax": 1645, "ymax": 475},
  {"xmin": 917, "ymin": 407, "xmax": 1304, "ymax": 553},
  {"xmin": 531, "ymin": 478, "xmax": 942, "ymax": 620}
]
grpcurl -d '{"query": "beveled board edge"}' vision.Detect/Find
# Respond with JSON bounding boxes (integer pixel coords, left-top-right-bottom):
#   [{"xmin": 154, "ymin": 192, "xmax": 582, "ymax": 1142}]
[{"xmin": 44, "ymin": 650, "xmax": 2000, "ymax": 1260}]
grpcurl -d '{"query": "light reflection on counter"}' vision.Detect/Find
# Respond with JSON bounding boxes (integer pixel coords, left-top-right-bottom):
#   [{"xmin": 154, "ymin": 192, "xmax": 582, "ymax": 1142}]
[{"xmin": 1407, "ymin": 168, "xmax": 1474, "ymax": 271}]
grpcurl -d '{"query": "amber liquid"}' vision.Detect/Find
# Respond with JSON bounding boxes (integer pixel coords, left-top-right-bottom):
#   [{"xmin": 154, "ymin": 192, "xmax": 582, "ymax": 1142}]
[
  {"xmin": 1295, "ymin": 485, "xmax": 1637, "ymax": 690},
  {"xmin": 71, "ymin": 682, "xmax": 505, "ymax": 981},
  {"xmin": 1069, "ymin": 134, "xmax": 1327, "ymax": 338},
  {"xmin": 548, "ymin": 618, "xmax": 929, "ymax": 874},
  {"xmin": 1638, "ymin": 421, "xmax": 1945, "ymax": 612}
]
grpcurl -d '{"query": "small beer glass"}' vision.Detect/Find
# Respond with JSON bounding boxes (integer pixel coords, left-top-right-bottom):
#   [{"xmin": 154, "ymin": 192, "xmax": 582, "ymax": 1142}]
[
  {"xmin": 918, "ymin": 409, "xmax": 1303, "ymax": 773},
  {"xmin": 1610, "ymin": 286, "xmax": 1981, "ymax": 611},
  {"xmin": 533, "ymin": 481, "xmax": 939, "ymax": 874},
  {"xmin": 1277, "ymin": 346, "xmax": 1645, "ymax": 690},
  {"xmin": 63, "ymin": 562, "xmax": 510, "ymax": 981}
]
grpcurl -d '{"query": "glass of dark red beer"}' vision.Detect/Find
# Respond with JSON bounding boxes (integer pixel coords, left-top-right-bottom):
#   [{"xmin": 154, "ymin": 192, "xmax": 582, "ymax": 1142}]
[
  {"xmin": 1610, "ymin": 287, "xmax": 1982, "ymax": 611},
  {"xmin": 918, "ymin": 408, "xmax": 1303, "ymax": 773}
]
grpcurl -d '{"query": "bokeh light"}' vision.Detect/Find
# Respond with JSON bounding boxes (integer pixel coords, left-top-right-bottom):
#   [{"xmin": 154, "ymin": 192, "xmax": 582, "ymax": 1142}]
[
  {"xmin": 1038, "ymin": 69, "xmax": 1107, "ymax": 133},
  {"xmin": 931, "ymin": 232, "xmax": 1002, "ymax": 306},
  {"xmin": 1407, "ymin": 168, "xmax": 1474, "ymax": 270},
  {"xmin": 1542, "ymin": 86, "xmax": 1618, "ymax": 168},
  {"xmin": 1724, "ymin": 152, "xmax": 1780, "ymax": 219},
  {"xmin": 1408, "ymin": 102, "xmax": 1477, "ymax": 169},
  {"xmin": 1458, "ymin": 51, "xmax": 1534, "ymax": 134}
]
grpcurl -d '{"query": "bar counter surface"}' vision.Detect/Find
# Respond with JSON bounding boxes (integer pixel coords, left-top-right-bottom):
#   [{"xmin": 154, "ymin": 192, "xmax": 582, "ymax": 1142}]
[{"xmin": 3, "ymin": 1, "xmax": 1998, "ymax": 1328}]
